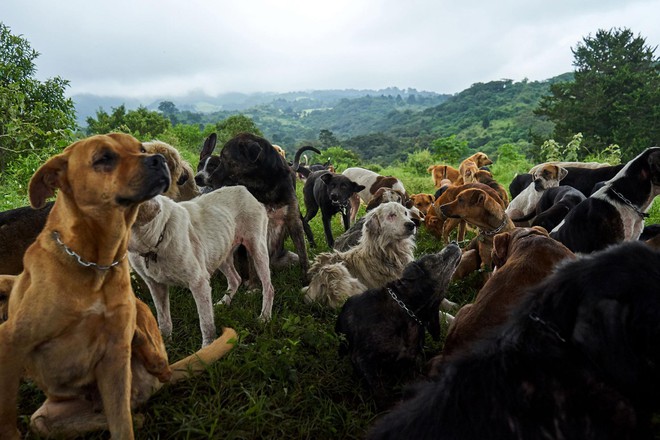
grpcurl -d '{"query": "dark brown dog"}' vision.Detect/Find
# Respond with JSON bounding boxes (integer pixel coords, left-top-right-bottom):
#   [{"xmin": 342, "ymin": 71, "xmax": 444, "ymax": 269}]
[
  {"xmin": 0, "ymin": 202, "xmax": 52, "ymax": 275},
  {"xmin": 431, "ymin": 227, "xmax": 575, "ymax": 372},
  {"xmin": 195, "ymin": 133, "xmax": 309, "ymax": 279},
  {"xmin": 335, "ymin": 244, "xmax": 461, "ymax": 404}
]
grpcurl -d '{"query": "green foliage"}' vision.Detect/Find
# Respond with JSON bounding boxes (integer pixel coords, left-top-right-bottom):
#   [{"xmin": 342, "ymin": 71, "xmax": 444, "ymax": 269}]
[
  {"xmin": 319, "ymin": 146, "xmax": 360, "ymax": 172},
  {"xmin": 86, "ymin": 105, "xmax": 171, "ymax": 140},
  {"xmin": 204, "ymin": 114, "xmax": 263, "ymax": 147},
  {"xmin": 318, "ymin": 129, "xmax": 340, "ymax": 149},
  {"xmin": 489, "ymin": 143, "xmax": 534, "ymax": 190},
  {"xmin": 536, "ymin": 27, "xmax": 660, "ymax": 160},
  {"xmin": 541, "ymin": 133, "xmax": 582, "ymax": 162},
  {"xmin": 402, "ymin": 149, "xmax": 435, "ymax": 175},
  {"xmin": 0, "ymin": 22, "xmax": 76, "ymax": 174},
  {"xmin": 431, "ymin": 135, "xmax": 469, "ymax": 165}
]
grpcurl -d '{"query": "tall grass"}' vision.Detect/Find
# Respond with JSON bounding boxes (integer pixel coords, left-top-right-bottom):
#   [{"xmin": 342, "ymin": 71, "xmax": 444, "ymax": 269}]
[{"xmin": 5, "ymin": 151, "xmax": 660, "ymax": 439}]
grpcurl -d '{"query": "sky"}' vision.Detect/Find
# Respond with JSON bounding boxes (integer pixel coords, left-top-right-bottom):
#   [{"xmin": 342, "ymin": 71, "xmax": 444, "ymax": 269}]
[{"xmin": 3, "ymin": 0, "xmax": 660, "ymax": 99}]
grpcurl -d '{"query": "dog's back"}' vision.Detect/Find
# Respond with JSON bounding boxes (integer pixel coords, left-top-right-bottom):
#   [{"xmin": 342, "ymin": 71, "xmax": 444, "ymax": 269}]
[{"xmin": 0, "ymin": 202, "xmax": 52, "ymax": 275}]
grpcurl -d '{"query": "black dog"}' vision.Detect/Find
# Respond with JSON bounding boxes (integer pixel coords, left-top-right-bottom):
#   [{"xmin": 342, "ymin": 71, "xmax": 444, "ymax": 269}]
[
  {"xmin": 530, "ymin": 186, "xmax": 586, "ymax": 232},
  {"xmin": 195, "ymin": 133, "xmax": 313, "ymax": 280},
  {"xmin": 301, "ymin": 170, "xmax": 365, "ymax": 248},
  {"xmin": 0, "ymin": 202, "xmax": 52, "ymax": 275},
  {"xmin": 369, "ymin": 241, "xmax": 660, "ymax": 440},
  {"xmin": 336, "ymin": 244, "xmax": 461, "ymax": 404},
  {"xmin": 551, "ymin": 147, "xmax": 660, "ymax": 253}
]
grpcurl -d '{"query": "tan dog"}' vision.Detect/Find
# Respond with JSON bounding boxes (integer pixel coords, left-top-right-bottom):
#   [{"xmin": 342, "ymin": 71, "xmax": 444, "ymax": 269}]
[
  {"xmin": 431, "ymin": 227, "xmax": 575, "ymax": 370},
  {"xmin": 463, "ymin": 151, "xmax": 493, "ymax": 169},
  {"xmin": 143, "ymin": 140, "xmax": 200, "ymax": 202},
  {"xmin": 409, "ymin": 193, "xmax": 435, "ymax": 216},
  {"xmin": 427, "ymin": 164, "xmax": 460, "ymax": 188},
  {"xmin": 439, "ymin": 187, "xmax": 515, "ymax": 278},
  {"xmin": 457, "ymin": 160, "xmax": 480, "ymax": 184},
  {"xmin": 473, "ymin": 169, "xmax": 509, "ymax": 206},
  {"xmin": 0, "ymin": 133, "xmax": 172, "ymax": 439},
  {"xmin": 272, "ymin": 144, "xmax": 287, "ymax": 158}
]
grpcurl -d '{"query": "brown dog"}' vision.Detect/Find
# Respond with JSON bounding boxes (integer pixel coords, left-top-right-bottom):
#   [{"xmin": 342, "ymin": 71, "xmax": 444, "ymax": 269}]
[
  {"xmin": 430, "ymin": 227, "xmax": 575, "ymax": 372},
  {"xmin": 143, "ymin": 140, "xmax": 200, "ymax": 202},
  {"xmin": 0, "ymin": 133, "xmax": 172, "ymax": 439},
  {"xmin": 409, "ymin": 193, "xmax": 435, "ymax": 216},
  {"xmin": 0, "ymin": 274, "xmax": 13, "ymax": 323},
  {"xmin": 427, "ymin": 164, "xmax": 460, "ymax": 188},
  {"xmin": 473, "ymin": 169, "xmax": 509, "ymax": 206},
  {"xmin": 439, "ymin": 187, "xmax": 515, "ymax": 278}
]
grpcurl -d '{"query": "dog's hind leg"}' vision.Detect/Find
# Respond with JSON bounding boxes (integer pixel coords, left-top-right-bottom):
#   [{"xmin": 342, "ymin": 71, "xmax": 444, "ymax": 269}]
[{"xmin": 244, "ymin": 239, "xmax": 275, "ymax": 322}]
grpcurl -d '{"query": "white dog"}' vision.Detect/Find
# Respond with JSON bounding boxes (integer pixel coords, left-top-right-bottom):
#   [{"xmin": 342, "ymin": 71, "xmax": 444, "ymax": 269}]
[
  {"xmin": 302, "ymin": 202, "xmax": 417, "ymax": 308},
  {"xmin": 506, "ymin": 164, "xmax": 568, "ymax": 221},
  {"xmin": 129, "ymin": 186, "xmax": 274, "ymax": 347}
]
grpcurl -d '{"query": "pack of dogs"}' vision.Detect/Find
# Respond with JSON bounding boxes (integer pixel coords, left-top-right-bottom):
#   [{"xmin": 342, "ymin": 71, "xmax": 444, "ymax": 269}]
[{"xmin": 1, "ymin": 133, "xmax": 660, "ymax": 438}]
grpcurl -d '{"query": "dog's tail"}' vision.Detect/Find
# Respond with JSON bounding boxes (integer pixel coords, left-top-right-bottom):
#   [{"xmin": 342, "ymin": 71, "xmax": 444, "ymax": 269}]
[
  {"xmin": 293, "ymin": 146, "xmax": 321, "ymax": 176},
  {"xmin": 168, "ymin": 327, "xmax": 238, "ymax": 384}
]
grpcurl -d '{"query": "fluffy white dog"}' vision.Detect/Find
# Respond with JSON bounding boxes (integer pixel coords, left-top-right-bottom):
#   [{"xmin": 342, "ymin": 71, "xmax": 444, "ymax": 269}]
[
  {"xmin": 129, "ymin": 186, "xmax": 274, "ymax": 347},
  {"xmin": 302, "ymin": 202, "xmax": 417, "ymax": 308}
]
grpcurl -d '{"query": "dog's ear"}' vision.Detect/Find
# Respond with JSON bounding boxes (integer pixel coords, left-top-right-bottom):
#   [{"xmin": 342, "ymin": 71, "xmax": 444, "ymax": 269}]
[
  {"xmin": 531, "ymin": 225, "xmax": 550, "ymax": 236},
  {"xmin": 365, "ymin": 210, "xmax": 382, "ymax": 234},
  {"xmin": 320, "ymin": 172, "xmax": 334, "ymax": 185},
  {"xmin": 557, "ymin": 166, "xmax": 568, "ymax": 181},
  {"xmin": 427, "ymin": 165, "xmax": 436, "ymax": 173},
  {"xmin": 353, "ymin": 183, "xmax": 366, "ymax": 194},
  {"xmin": 29, "ymin": 153, "xmax": 70, "ymax": 208},
  {"xmin": 200, "ymin": 133, "xmax": 217, "ymax": 159},
  {"xmin": 492, "ymin": 232, "xmax": 511, "ymax": 268},
  {"xmin": 401, "ymin": 261, "xmax": 425, "ymax": 281}
]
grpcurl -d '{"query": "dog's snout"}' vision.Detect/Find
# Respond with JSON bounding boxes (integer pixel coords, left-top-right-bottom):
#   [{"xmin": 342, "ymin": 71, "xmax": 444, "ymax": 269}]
[
  {"xmin": 146, "ymin": 153, "xmax": 167, "ymax": 169},
  {"xmin": 406, "ymin": 221, "xmax": 416, "ymax": 232}
]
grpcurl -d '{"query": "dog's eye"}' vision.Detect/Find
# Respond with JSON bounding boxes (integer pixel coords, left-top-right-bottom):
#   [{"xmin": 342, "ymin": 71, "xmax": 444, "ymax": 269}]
[
  {"xmin": 93, "ymin": 150, "xmax": 118, "ymax": 170},
  {"xmin": 139, "ymin": 146, "xmax": 147, "ymax": 153}
]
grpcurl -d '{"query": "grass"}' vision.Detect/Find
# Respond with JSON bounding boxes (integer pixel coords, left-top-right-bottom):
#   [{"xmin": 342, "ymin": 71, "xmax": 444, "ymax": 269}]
[{"xmin": 5, "ymin": 158, "xmax": 660, "ymax": 439}]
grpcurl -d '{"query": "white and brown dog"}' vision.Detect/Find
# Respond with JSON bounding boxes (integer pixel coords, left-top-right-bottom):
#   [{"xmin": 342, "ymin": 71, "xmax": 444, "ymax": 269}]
[
  {"xmin": 342, "ymin": 167, "xmax": 407, "ymax": 223},
  {"xmin": 506, "ymin": 164, "xmax": 568, "ymax": 221},
  {"xmin": 129, "ymin": 186, "xmax": 274, "ymax": 347}
]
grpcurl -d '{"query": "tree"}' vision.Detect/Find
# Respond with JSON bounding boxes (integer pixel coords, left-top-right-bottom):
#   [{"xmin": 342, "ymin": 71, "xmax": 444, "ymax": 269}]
[
  {"xmin": 318, "ymin": 129, "xmax": 339, "ymax": 149},
  {"xmin": 0, "ymin": 22, "xmax": 76, "ymax": 172},
  {"xmin": 86, "ymin": 105, "xmax": 171, "ymax": 139},
  {"xmin": 536, "ymin": 28, "xmax": 660, "ymax": 160},
  {"xmin": 158, "ymin": 100, "xmax": 179, "ymax": 124},
  {"xmin": 205, "ymin": 114, "xmax": 263, "ymax": 146},
  {"xmin": 430, "ymin": 135, "xmax": 470, "ymax": 165}
]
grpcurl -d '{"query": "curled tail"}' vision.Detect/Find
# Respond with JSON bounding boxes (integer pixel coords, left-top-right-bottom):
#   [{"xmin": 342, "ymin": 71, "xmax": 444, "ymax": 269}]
[
  {"xmin": 293, "ymin": 146, "xmax": 321, "ymax": 176},
  {"xmin": 169, "ymin": 327, "xmax": 238, "ymax": 383}
]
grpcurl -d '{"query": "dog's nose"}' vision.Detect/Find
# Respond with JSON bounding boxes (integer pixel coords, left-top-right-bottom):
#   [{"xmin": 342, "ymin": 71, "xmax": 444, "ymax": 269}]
[
  {"xmin": 146, "ymin": 153, "xmax": 166, "ymax": 169},
  {"xmin": 406, "ymin": 221, "xmax": 416, "ymax": 232}
]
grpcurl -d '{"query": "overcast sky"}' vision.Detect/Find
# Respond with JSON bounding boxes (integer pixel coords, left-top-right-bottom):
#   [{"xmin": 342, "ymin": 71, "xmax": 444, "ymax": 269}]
[{"xmin": 4, "ymin": 0, "xmax": 659, "ymax": 99}]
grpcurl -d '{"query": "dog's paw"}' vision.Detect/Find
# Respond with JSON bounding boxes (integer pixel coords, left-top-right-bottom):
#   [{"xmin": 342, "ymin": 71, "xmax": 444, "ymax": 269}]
[
  {"xmin": 271, "ymin": 251, "xmax": 300, "ymax": 268},
  {"xmin": 216, "ymin": 293, "xmax": 232, "ymax": 306},
  {"xmin": 440, "ymin": 298, "xmax": 458, "ymax": 311},
  {"xmin": 440, "ymin": 311, "xmax": 455, "ymax": 324}
]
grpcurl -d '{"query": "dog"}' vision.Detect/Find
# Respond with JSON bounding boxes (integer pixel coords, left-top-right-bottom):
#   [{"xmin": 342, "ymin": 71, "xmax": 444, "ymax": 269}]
[
  {"xmin": 462, "ymin": 151, "xmax": 492, "ymax": 169},
  {"xmin": 0, "ymin": 202, "xmax": 52, "ymax": 275},
  {"xmin": 143, "ymin": 140, "xmax": 200, "ymax": 201},
  {"xmin": 473, "ymin": 169, "xmax": 509, "ymax": 206},
  {"xmin": 335, "ymin": 244, "xmax": 461, "ymax": 403},
  {"xmin": 302, "ymin": 202, "xmax": 417, "ymax": 308},
  {"xmin": 551, "ymin": 147, "xmax": 660, "ymax": 254},
  {"xmin": 194, "ymin": 133, "xmax": 310, "ymax": 280},
  {"xmin": 301, "ymin": 170, "xmax": 365, "ymax": 248},
  {"xmin": 366, "ymin": 187, "xmax": 407, "ymax": 212},
  {"xmin": 528, "ymin": 185, "xmax": 586, "ymax": 232},
  {"xmin": 368, "ymin": 241, "xmax": 660, "ymax": 440},
  {"xmin": 439, "ymin": 187, "xmax": 515, "ymax": 278},
  {"xmin": 0, "ymin": 133, "xmax": 172, "ymax": 439},
  {"xmin": 430, "ymin": 227, "xmax": 575, "ymax": 371},
  {"xmin": 427, "ymin": 164, "xmax": 460, "ymax": 188},
  {"xmin": 272, "ymin": 144, "xmax": 286, "ymax": 158},
  {"xmin": 506, "ymin": 163, "xmax": 568, "ymax": 220},
  {"xmin": 409, "ymin": 193, "xmax": 435, "ymax": 216},
  {"xmin": 129, "ymin": 186, "xmax": 273, "ymax": 347},
  {"xmin": 342, "ymin": 167, "xmax": 407, "ymax": 223},
  {"xmin": 0, "ymin": 274, "xmax": 13, "ymax": 322}
]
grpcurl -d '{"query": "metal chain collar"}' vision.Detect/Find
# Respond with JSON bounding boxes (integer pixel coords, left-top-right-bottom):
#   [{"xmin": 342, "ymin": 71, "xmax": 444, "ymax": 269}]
[
  {"xmin": 610, "ymin": 187, "xmax": 650, "ymax": 220},
  {"xmin": 53, "ymin": 231, "xmax": 126, "ymax": 270},
  {"xmin": 480, "ymin": 215, "xmax": 509, "ymax": 237},
  {"xmin": 387, "ymin": 287, "xmax": 423, "ymax": 327}
]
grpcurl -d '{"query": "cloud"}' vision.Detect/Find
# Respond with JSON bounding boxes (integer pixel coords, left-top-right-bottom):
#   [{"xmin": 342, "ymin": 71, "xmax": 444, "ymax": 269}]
[{"xmin": 3, "ymin": 0, "xmax": 659, "ymax": 98}]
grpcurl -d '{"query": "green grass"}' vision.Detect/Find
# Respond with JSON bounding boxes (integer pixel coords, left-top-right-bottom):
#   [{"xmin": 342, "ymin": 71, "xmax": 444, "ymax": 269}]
[{"xmin": 6, "ymin": 160, "xmax": 660, "ymax": 439}]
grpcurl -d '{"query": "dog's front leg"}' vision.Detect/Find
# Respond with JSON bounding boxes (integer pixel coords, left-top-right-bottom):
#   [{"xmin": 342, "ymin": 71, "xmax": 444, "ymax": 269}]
[
  {"xmin": 144, "ymin": 279, "xmax": 172, "ymax": 341},
  {"xmin": 0, "ymin": 328, "xmax": 22, "ymax": 440},
  {"xmin": 96, "ymin": 348, "xmax": 134, "ymax": 439},
  {"xmin": 321, "ymin": 209, "xmax": 335, "ymax": 248}
]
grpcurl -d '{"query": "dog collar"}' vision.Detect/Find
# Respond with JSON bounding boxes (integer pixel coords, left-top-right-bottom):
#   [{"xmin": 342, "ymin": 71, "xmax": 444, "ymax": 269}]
[
  {"xmin": 480, "ymin": 215, "xmax": 509, "ymax": 237},
  {"xmin": 610, "ymin": 187, "xmax": 650, "ymax": 220},
  {"xmin": 53, "ymin": 231, "xmax": 126, "ymax": 270},
  {"xmin": 387, "ymin": 287, "xmax": 423, "ymax": 327}
]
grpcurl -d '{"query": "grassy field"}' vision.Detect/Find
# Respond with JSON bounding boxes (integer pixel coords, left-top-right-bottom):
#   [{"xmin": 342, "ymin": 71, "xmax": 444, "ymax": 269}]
[{"xmin": 5, "ymin": 153, "xmax": 660, "ymax": 439}]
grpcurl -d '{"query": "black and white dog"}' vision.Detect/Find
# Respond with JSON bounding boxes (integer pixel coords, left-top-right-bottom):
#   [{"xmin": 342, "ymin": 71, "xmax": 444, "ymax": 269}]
[{"xmin": 551, "ymin": 147, "xmax": 660, "ymax": 254}]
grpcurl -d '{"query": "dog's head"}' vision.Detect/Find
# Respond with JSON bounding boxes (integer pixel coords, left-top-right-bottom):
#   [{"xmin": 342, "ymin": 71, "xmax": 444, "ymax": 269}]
[
  {"xmin": 532, "ymin": 164, "xmax": 567, "ymax": 191},
  {"xmin": 366, "ymin": 187, "xmax": 406, "ymax": 212},
  {"xmin": 195, "ymin": 133, "xmax": 220, "ymax": 188},
  {"xmin": 144, "ymin": 140, "xmax": 199, "ymax": 201},
  {"xmin": 320, "ymin": 172, "xmax": 366, "ymax": 208},
  {"xmin": 516, "ymin": 241, "xmax": 660, "ymax": 399},
  {"xmin": 491, "ymin": 226, "xmax": 550, "ymax": 268},
  {"xmin": 29, "ymin": 133, "xmax": 171, "ymax": 212},
  {"xmin": 364, "ymin": 202, "xmax": 417, "ymax": 242},
  {"xmin": 459, "ymin": 161, "xmax": 480, "ymax": 184},
  {"xmin": 406, "ymin": 243, "xmax": 461, "ymax": 295},
  {"xmin": 409, "ymin": 193, "xmax": 435, "ymax": 215},
  {"xmin": 464, "ymin": 152, "xmax": 493, "ymax": 168},
  {"xmin": 0, "ymin": 274, "xmax": 15, "ymax": 323},
  {"xmin": 646, "ymin": 147, "xmax": 660, "ymax": 187},
  {"xmin": 439, "ymin": 188, "xmax": 501, "ymax": 224}
]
